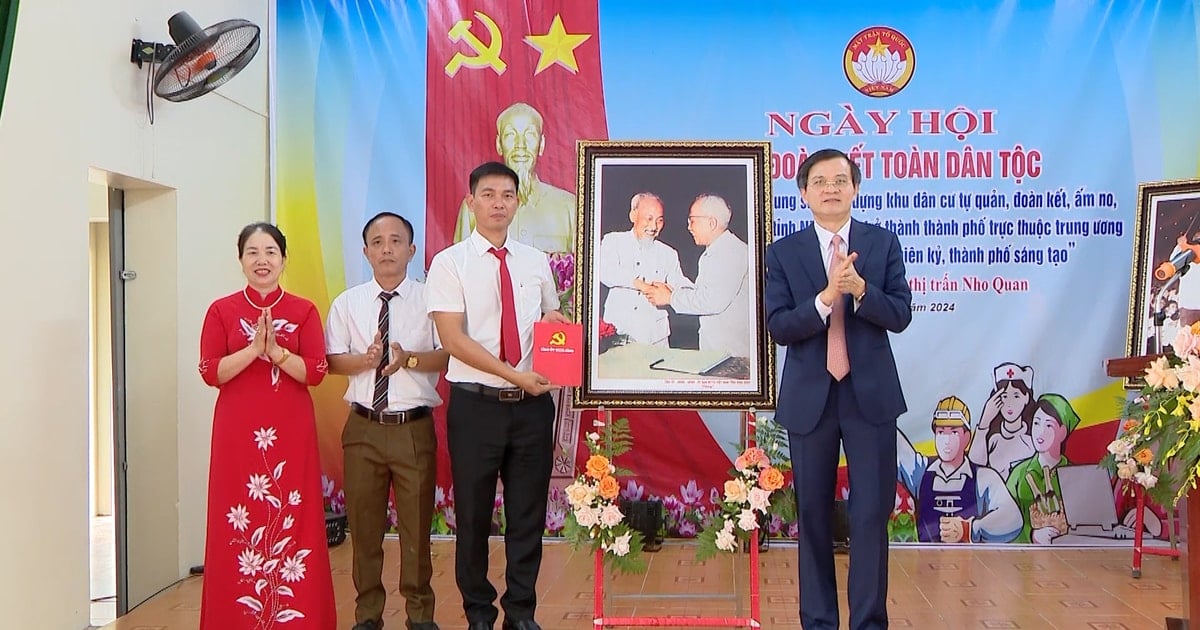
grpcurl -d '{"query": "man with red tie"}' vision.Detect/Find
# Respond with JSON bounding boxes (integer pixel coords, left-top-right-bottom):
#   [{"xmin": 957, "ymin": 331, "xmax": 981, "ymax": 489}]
[
  {"xmin": 764, "ymin": 149, "xmax": 912, "ymax": 630},
  {"xmin": 426, "ymin": 161, "xmax": 570, "ymax": 630}
]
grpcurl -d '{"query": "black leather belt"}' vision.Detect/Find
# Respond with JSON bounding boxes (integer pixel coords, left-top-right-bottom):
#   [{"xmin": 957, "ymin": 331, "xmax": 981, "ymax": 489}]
[
  {"xmin": 351, "ymin": 402, "xmax": 431, "ymax": 425},
  {"xmin": 452, "ymin": 382, "xmax": 530, "ymax": 402}
]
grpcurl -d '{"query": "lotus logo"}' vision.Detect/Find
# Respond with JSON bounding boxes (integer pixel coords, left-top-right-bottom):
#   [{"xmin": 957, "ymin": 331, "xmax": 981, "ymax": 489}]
[
  {"xmin": 549, "ymin": 331, "xmax": 567, "ymax": 346},
  {"xmin": 843, "ymin": 27, "xmax": 915, "ymax": 97}
]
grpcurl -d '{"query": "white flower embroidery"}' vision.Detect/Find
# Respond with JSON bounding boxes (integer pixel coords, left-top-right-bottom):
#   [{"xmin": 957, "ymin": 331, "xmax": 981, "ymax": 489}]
[
  {"xmin": 254, "ymin": 427, "xmax": 278, "ymax": 451},
  {"xmin": 280, "ymin": 554, "xmax": 307, "ymax": 582},
  {"xmin": 247, "ymin": 474, "xmax": 272, "ymax": 501},
  {"xmin": 227, "ymin": 505, "xmax": 250, "ymax": 532},
  {"xmin": 231, "ymin": 425, "xmax": 308, "ymax": 625},
  {"xmin": 238, "ymin": 548, "xmax": 264, "ymax": 576}
]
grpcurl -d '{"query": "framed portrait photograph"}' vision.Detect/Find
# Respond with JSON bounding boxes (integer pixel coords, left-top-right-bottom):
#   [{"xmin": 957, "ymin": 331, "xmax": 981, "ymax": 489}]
[
  {"xmin": 572, "ymin": 140, "xmax": 776, "ymax": 409},
  {"xmin": 1126, "ymin": 178, "xmax": 1200, "ymax": 382}
]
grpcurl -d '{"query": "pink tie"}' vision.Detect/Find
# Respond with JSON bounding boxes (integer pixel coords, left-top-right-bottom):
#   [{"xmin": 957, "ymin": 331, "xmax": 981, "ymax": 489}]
[{"xmin": 827, "ymin": 235, "xmax": 850, "ymax": 380}]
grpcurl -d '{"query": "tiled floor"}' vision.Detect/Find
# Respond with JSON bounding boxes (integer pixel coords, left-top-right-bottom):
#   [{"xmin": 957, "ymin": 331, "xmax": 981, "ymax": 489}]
[{"xmin": 102, "ymin": 536, "xmax": 1186, "ymax": 629}]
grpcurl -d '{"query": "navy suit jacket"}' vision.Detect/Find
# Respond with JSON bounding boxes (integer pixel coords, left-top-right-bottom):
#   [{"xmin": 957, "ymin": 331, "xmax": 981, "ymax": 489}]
[{"xmin": 765, "ymin": 219, "xmax": 913, "ymax": 435}]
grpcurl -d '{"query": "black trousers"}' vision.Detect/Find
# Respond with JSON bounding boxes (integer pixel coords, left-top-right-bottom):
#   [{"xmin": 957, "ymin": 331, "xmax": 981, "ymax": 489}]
[
  {"xmin": 789, "ymin": 376, "xmax": 895, "ymax": 630},
  {"xmin": 446, "ymin": 385, "xmax": 555, "ymax": 625}
]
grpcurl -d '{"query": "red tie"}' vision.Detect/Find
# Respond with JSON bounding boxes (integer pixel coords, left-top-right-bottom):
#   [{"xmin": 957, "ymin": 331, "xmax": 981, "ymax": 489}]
[
  {"xmin": 827, "ymin": 235, "xmax": 850, "ymax": 380},
  {"xmin": 490, "ymin": 247, "xmax": 521, "ymax": 366}
]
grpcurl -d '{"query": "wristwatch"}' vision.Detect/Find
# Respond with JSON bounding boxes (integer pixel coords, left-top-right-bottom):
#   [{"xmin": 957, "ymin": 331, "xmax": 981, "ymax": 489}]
[{"xmin": 405, "ymin": 352, "xmax": 419, "ymax": 369}]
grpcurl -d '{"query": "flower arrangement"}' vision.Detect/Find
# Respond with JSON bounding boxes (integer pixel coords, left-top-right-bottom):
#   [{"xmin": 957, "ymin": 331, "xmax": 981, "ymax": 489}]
[
  {"xmin": 695, "ymin": 416, "xmax": 795, "ymax": 560},
  {"xmin": 1101, "ymin": 323, "xmax": 1200, "ymax": 507},
  {"xmin": 597, "ymin": 318, "xmax": 631, "ymax": 354},
  {"xmin": 562, "ymin": 417, "xmax": 647, "ymax": 574}
]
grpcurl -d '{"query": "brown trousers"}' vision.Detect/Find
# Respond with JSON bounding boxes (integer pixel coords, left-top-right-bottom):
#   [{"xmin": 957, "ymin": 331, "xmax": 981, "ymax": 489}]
[{"xmin": 342, "ymin": 410, "xmax": 438, "ymax": 625}]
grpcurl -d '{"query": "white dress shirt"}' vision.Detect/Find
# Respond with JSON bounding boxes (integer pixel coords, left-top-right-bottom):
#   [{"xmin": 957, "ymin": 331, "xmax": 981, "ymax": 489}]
[
  {"xmin": 426, "ymin": 230, "xmax": 559, "ymax": 387},
  {"xmin": 325, "ymin": 277, "xmax": 441, "ymax": 410},
  {"xmin": 598, "ymin": 230, "xmax": 692, "ymax": 346},
  {"xmin": 669, "ymin": 229, "xmax": 752, "ymax": 358},
  {"xmin": 812, "ymin": 220, "xmax": 854, "ymax": 321}
]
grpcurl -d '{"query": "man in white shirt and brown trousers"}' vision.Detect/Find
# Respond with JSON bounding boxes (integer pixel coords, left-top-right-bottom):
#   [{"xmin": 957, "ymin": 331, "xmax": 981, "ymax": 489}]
[
  {"xmin": 326, "ymin": 211, "xmax": 449, "ymax": 630},
  {"xmin": 427, "ymin": 161, "xmax": 569, "ymax": 630}
]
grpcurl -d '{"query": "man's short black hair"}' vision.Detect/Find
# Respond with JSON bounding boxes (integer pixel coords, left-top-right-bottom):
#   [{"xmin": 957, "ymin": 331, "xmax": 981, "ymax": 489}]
[
  {"xmin": 361, "ymin": 211, "xmax": 414, "ymax": 246},
  {"xmin": 469, "ymin": 161, "xmax": 520, "ymax": 194}
]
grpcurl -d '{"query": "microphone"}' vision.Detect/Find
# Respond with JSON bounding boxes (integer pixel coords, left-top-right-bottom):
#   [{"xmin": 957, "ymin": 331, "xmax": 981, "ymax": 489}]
[{"xmin": 1155, "ymin": 249, "xmax": 1196, "ymax": 281}]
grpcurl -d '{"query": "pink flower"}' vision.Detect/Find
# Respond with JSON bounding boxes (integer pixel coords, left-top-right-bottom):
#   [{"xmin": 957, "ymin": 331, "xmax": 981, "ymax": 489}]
[{"xmin": 1174, "ymin": 327, "xmax": 1200, "ymax": 356}]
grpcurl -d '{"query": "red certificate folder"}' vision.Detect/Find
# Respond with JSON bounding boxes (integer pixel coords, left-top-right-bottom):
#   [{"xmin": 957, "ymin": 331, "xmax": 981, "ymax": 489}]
[{"xmin": 532, "ymin": 321, "xmax": 583, "ymax": 386}]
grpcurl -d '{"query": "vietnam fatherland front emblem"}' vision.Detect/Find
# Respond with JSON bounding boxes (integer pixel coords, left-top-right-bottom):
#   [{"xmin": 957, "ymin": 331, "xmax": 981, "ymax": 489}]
[{"xmin": 843, "ymin": 26, "xmax": 915, "ymax": 97}]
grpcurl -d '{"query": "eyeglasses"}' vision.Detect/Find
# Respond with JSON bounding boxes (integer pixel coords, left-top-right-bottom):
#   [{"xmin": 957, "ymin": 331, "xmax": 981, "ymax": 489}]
[
  {"xmin": 807, "ymin": 176, "xmax": 852, "ymax": 190},
  {"xmin": 687, "ymin": 215, "xmax": 710, "ymax": 224}
]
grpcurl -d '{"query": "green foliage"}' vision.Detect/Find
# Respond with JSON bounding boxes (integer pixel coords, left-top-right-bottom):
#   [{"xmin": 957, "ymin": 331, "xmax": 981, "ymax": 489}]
[{"xmin": 1099, "ymin": 354, "xmax": 1200, "ymax": 507}]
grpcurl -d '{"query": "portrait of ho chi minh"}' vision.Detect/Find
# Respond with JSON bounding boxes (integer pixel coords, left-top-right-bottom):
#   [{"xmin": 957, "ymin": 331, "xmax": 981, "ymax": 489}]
[{"xmin": 452, "ymin": 102, "xmax": 577, "ymax": 254}]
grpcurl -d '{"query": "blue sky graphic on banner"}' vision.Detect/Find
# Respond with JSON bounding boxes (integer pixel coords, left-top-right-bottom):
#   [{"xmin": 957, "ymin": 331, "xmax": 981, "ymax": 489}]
[{"xmin": 275, "ymin": 0, "xmax": 1200, "ymax": 546}]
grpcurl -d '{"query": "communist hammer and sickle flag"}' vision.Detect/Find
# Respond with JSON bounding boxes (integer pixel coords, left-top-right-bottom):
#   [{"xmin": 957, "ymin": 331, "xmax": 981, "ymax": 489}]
[{"xmin": 424, "ymin": 0, "xmax": 608, "ymax": 262}]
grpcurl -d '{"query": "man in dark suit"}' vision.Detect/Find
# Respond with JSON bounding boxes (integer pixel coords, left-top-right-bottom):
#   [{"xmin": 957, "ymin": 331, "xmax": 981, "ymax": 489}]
[{"xmin": 765, "ymin": 148, "xmax": 912, "ymax": 630}]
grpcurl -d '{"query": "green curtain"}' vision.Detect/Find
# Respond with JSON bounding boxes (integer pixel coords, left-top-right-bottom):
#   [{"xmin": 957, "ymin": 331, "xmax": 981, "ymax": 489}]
[{"xmin": 0, "ymin": 0, "xmax": 19, "ymax": 122}]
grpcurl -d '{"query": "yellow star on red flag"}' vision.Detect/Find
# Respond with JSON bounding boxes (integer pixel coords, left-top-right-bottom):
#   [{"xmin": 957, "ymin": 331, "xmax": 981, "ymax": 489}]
[{"xmin": 524, "ymin": 14, "xmax": 591, "ymax": 75}]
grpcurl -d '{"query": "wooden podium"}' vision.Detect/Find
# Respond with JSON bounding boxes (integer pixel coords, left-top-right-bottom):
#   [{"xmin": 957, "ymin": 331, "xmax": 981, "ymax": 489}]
[{"xmin": 1106, "ymin": 354, "xmax": 1197, "ymax": 629}]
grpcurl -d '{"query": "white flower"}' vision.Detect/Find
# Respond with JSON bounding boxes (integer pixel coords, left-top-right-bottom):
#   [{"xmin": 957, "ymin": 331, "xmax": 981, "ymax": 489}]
[
  {"xmin": 737, "ymin": 509, "xmax": 759, "ymax": 532},
  {"xmin": 723, "ymin": 478, "xmax": 750, "ymax": 505},
  {"xmin": 282, "ymin": 515, "xmax": 294, "ymax": 530},
  {"xmin": 747, "ymin": 487, "xmax": 770, "ymax": 513},
  {"xmin": 253, "ymin": 427, "xmax": 277, "ymax": 451},
  {"xmin": 280, "ymin": 554, "xmax": 307, "ymax": 582},
  {"xmin": 575, "ymin": 505, "xmax": 600, "ymax": 527},
  {"xmin": 599, "ymin": 503, "xmax": 624, "ymax": 528},
  {"xmin": 289, "ymin": 490, "xmax": 302, "ymax": 506},
  {"xmin": 1134, "ymin": 470, "xmax": 1159, "ymax": 489},
  {"xmin": 247, "ymin": 474, "xmax": 272, "ymax": 501},
  {"xmin": 1107, "ymin": 439, "xmax": 1133, "ymax": 458},
  {"xmin": 1117, "ymin": 460, "xmax": 1137, "ymax": 480},
  {"xmin": 1181, "ymin": 356, "xmax": 1200, "ymax": 393},
  {"xmin": 1145, "ymin": 356, "xmax": 1180, "ymax": 389},
  {"xmin": 564, "ymin": 482, "xmax": 594, "ymax": 508},
  {"xmin": 226, "ymin": 505, "xmax": 250, "ymax": 532},
  {"xmin": 237, "ymin": 548, "xmax": 264, "ymax": 576},
  {"xmin": 587, "ymin": 432, "xmax": 601, "ymax": 444},
  {"xmin": 715, "ymin": 528, "xmax": 737, "ymax": 552},
  {"xmin": 610, "ymin": 532, "xmax": 632, "ymax": 557}
]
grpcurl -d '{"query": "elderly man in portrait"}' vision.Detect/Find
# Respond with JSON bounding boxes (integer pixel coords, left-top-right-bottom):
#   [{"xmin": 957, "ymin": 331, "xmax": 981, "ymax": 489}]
[
  {"xmin": 453, "ymin": 102, "xmax": 575, "ymax": 254},
  {"xmin": 598, "ymin": 192, "xmax": 692, "ymax": 346},
  {"xmin": 644, "ymin": 194, "xmax": 751, "ymax": 358}
]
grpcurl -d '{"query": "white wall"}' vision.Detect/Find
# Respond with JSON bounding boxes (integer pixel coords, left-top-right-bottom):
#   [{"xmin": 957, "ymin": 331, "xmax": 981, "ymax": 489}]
[{"xmin": 0, "ymin": 1, "xmax": 268, "ymax": 626}]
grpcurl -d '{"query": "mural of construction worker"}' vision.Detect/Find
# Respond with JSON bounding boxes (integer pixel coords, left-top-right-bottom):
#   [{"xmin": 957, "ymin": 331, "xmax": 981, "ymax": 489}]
[
  {"xmin": 1005, "ymin": 393, "xmax": 1080, "ymax": 544},
  {"xmin": 897, "ymin": 396, "xmax": 1022, "ymax": 543},
  {"xmin": 968, "ymin": 362, "xmax": 1037, "ymax": 481}
]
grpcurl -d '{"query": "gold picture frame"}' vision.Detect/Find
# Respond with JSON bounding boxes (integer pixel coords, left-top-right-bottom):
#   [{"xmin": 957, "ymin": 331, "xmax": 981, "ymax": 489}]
[
  {"xmin": 1126, "ymin": 177, "xmax": 1200, "ymax": 386},
  {"xmin": 572, "ymin": 140, "xmax": 776, "ymax": 409}
]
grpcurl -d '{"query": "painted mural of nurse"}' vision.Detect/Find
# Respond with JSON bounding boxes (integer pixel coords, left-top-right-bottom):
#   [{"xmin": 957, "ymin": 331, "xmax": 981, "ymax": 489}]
[{"xmin": 968, "ymin": 362, "xmax": 1037, "ymax": 481}]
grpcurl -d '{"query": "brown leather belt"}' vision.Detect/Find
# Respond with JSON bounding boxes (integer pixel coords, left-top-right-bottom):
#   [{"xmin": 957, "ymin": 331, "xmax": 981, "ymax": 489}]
[
  {"xmin": 351, "ymin": 402, "xmax": 431, "ymax": 425},
  {"xmin": 452, "ymin": 382, "xmax": 530, "ymax": 403}
]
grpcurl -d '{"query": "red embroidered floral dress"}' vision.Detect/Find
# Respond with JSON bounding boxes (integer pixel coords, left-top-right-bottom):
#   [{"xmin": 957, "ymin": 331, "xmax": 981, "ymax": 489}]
[{"xmin": 197, "ymin": 287, "xmax": 335, "ymax": 629}]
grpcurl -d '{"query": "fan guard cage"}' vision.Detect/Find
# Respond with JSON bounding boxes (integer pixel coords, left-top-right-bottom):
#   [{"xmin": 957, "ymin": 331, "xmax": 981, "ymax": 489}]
[{"xmin": 153, "ymin": 19, "xmax": 260, "ymax": 102}]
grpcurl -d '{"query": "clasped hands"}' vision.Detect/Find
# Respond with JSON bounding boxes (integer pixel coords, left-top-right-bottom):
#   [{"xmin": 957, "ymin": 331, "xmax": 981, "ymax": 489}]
[
  {"xmin": 632, "ymin": 278, "xmax": 673, "ymax": 307},
  {"xmin": 249, "ymin": 309, "xmax": 289, "ymax": 364},
  {"xmin": 362, "ymin": 330, "xmax": 412, "ymax": 376},
  {"xmin": 820, "ymin": 251, "xmax": 866, "ymax": 306}
]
